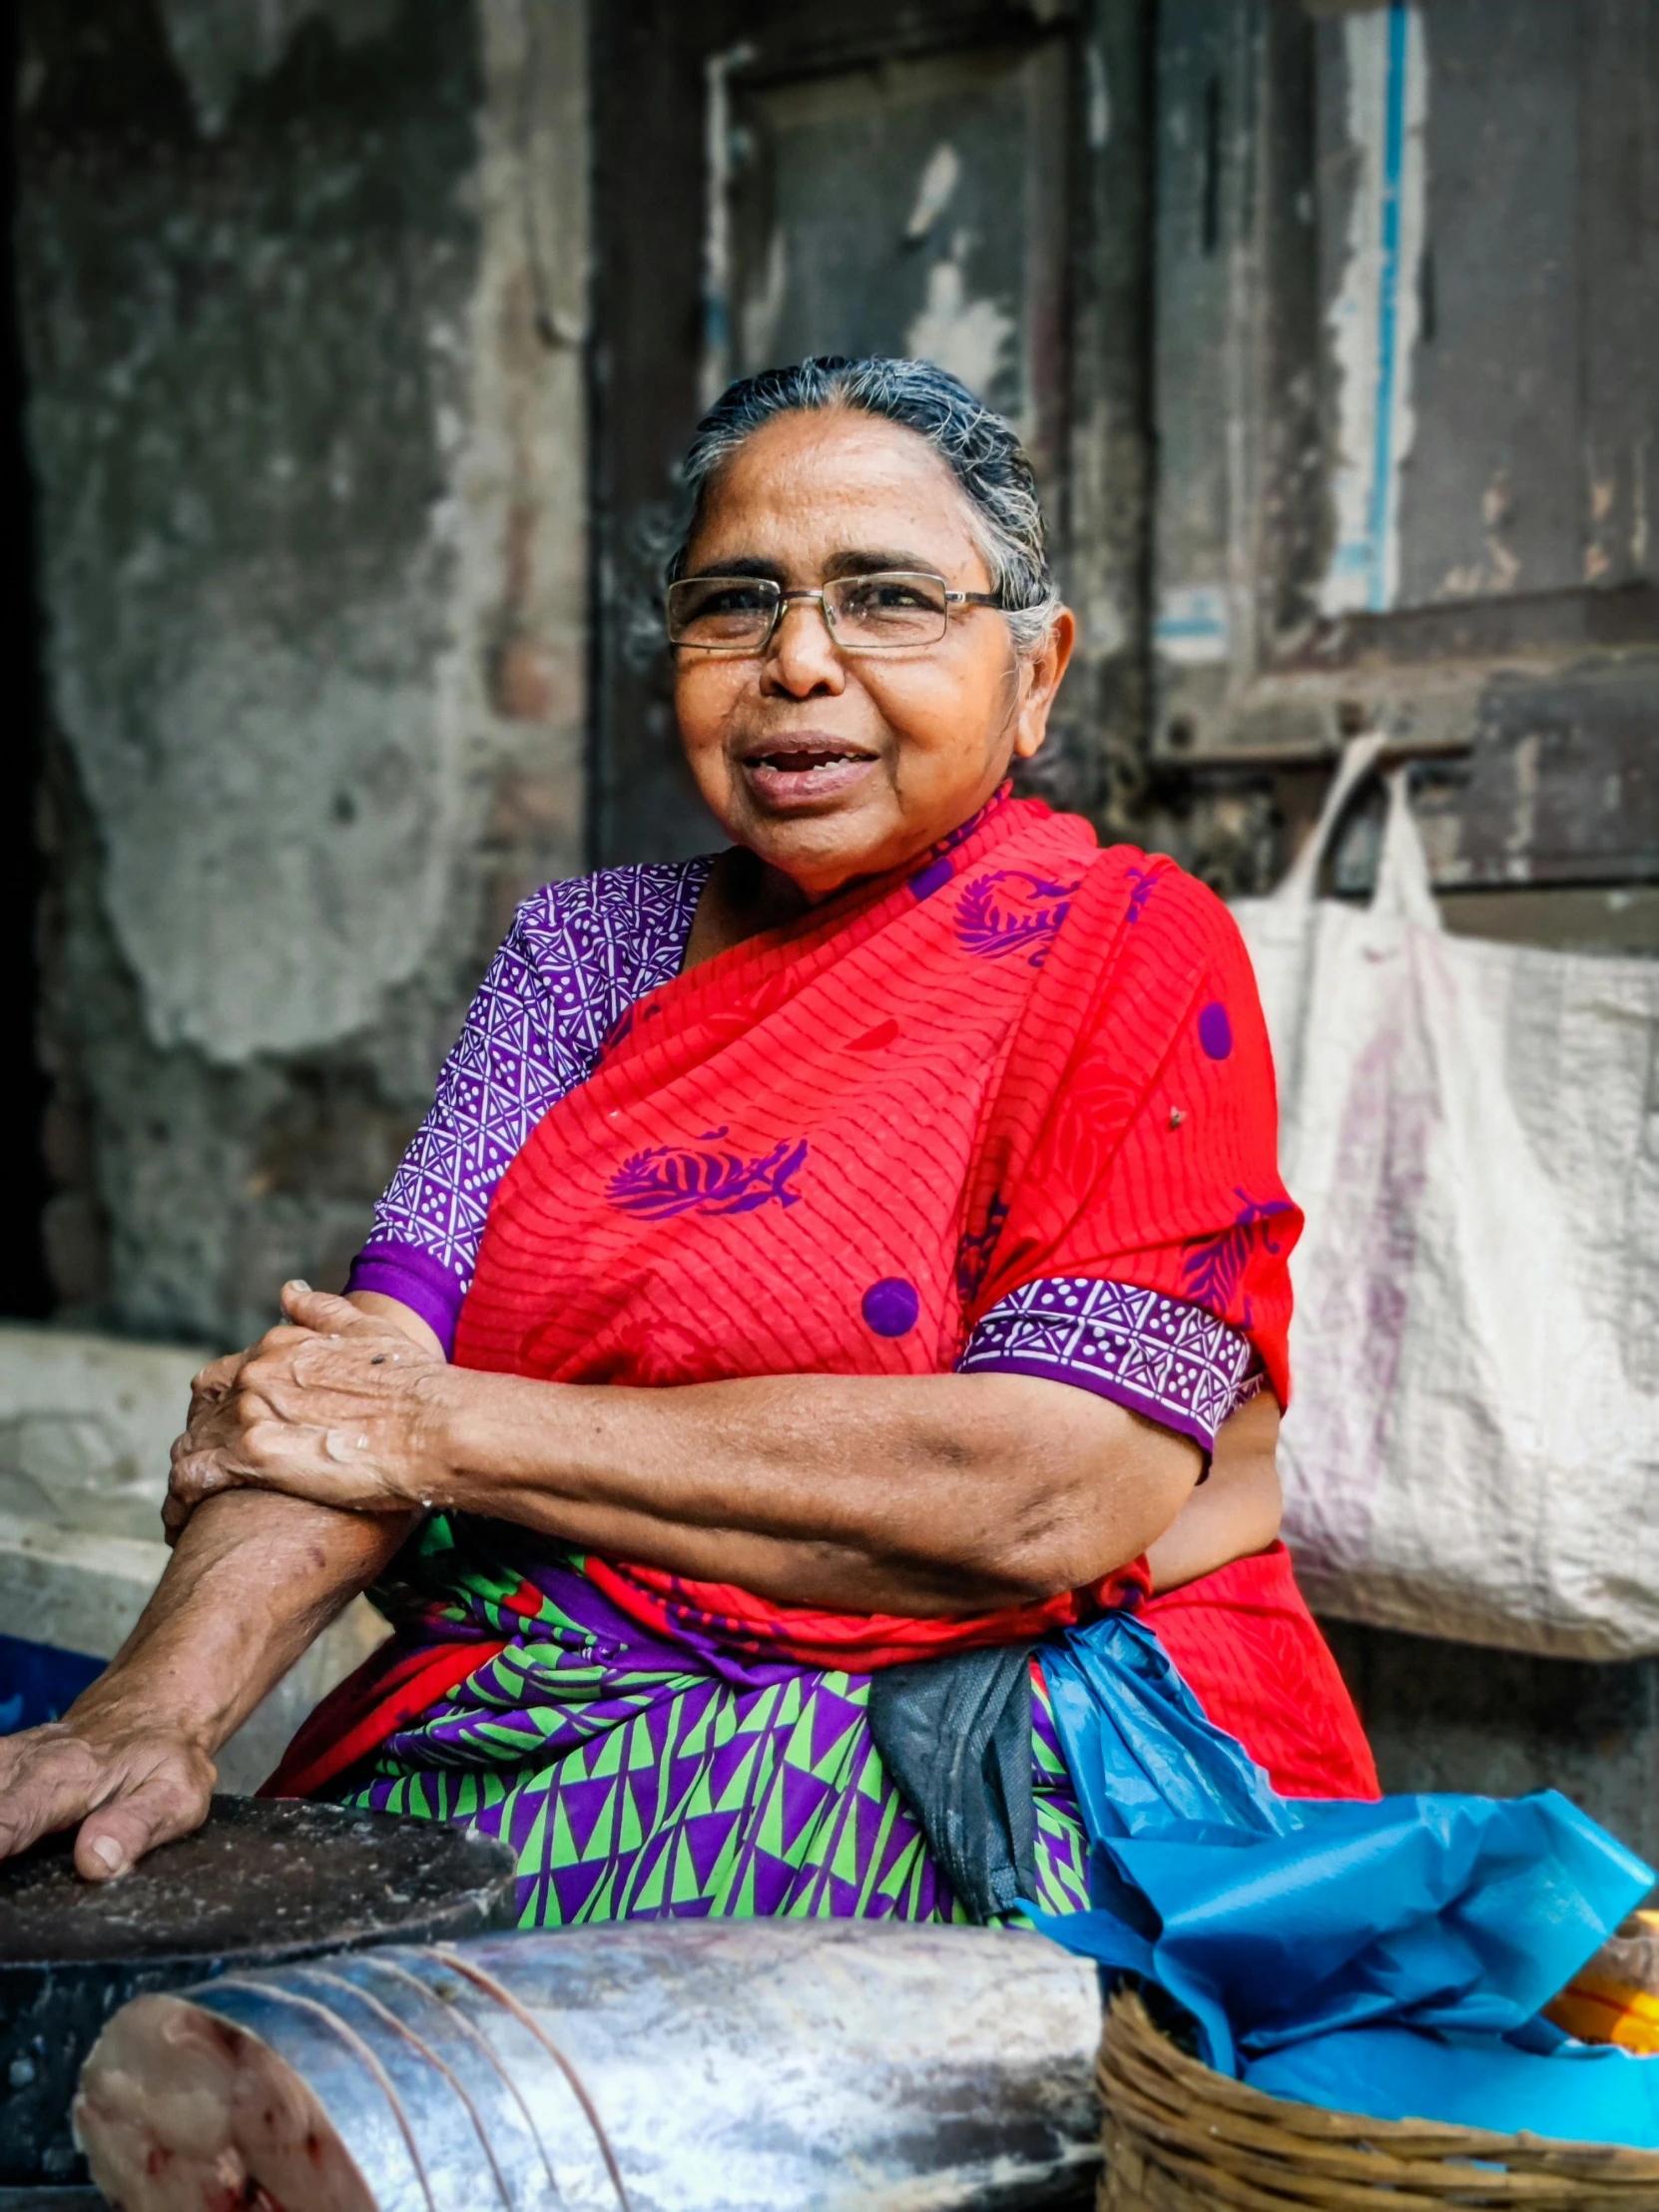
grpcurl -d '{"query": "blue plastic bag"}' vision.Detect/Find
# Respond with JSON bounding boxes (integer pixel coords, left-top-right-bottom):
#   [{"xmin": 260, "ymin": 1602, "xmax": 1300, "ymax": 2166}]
[{"xmin": 1028, "ymin": 1611, "xmax": 1659, "ymax": 2143}]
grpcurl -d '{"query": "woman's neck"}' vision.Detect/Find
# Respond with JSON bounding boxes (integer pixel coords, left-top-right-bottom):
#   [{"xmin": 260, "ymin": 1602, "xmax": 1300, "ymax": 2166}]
[
  {"xmin": 681, "ymin": 847, "xmax": 812, "ymax": 973},
  {"xmin": 682, "ymin": 784, "xmax": 1013, "ymax": 974}
]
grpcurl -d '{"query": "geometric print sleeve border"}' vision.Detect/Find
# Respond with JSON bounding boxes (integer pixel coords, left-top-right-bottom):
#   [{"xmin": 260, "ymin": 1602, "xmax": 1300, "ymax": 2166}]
[{"xmin": 955, "ymin": 1275, "xmax": 1264, "ymax": 1456}]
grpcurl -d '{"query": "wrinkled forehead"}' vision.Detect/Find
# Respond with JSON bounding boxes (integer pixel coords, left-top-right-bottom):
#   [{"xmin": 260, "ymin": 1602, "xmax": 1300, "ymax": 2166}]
[{"xmin": 685, "ymin": 407, "xmax": 992, "ymax": 588}]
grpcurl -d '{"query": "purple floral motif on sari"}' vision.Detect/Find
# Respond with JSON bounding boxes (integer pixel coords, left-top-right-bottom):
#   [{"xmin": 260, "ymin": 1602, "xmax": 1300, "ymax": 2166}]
[
  {"xmin": 347, "ymin": 856, "xmax": 710, "ymax": 1351},
  {"xmin": 607, "ymin": 1133, "xmax": 809, "ymax": 1219},
  {"xmin": 1181, "ymin": 1192, "xmax": 1295, "ymax": 1313},
  {"xmin": 955, "ymin": 1191, "xmax": 1010, "ymax": 1306},
  {"xmin": 954, "ymin": 869, "xmax": 1080, "ymax": 968}
]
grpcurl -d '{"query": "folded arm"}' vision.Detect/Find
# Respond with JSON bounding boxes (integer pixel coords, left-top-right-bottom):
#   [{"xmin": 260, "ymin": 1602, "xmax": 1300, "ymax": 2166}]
[{"xmin": 170, "ymin": 1286, "xmax": 1207, "ymax": 1616}]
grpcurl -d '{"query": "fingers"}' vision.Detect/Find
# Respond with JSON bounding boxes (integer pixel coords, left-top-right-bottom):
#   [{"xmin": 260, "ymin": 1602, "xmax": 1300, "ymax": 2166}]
[
  {"xmin": 168, "ymin": 1288, "xmax": 437, "ymax": 1529},
  {"xmin": 163, "ymin": 1459, "xmax": 237, "ymax": 1548},
  {"xmin": 182, "ymin": 1338, "xmax": 292, "ymax": 1461},
  {"xmin": 189, "ymin": 1350, "xmax": 242, "ymax": 1411},
  {"xmin": 280, "ymin": 1279, "xmax": 371, "ymax": 1334},
  {"xmin": 186, "ymin": 1307, "xmax": 340, "ymax": 1431},
  {"xmin": 162, "ymin": 1487, "xmax": 191, "ymax": 1546},
  {"xmin": 169, "ymin": 1418, "xmax": 347, "ymax": 1515},
  {"xmin": 188, "ymin": 1327, "xmax": 315, "ymax": 1418},
  {"xmin": 169, "ymin": 1440, "xmax": 243, "ymax": 1515},
  {"xmin": 0, "ymin": 1716, "xmax": 217, "ymax": 1881},
  {"xmin": 74, "ymin": 1744, "xmax": 215, "ymax": 1884},
  {"xmin": 165, "ymin": 1412, "xmax": 294, "ymax": 1540},
  {"xmin": 0, "ymin": 1727, "xmax": 103, "ymax": 1864}
]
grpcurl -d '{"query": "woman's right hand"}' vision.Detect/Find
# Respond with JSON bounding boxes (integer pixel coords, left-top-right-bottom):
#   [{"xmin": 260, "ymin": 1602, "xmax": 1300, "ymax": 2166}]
[
  {"xmin": 0, "ymin": 1292, "xmax": 436, "ymax": 1883},
  {"xmin": 0, "ymin": 1346, "xmax": 234, "ymax": 1876},
  {"xmin": 0, "ymin": 1696, "xmax": 215, "ymax": 1882}
]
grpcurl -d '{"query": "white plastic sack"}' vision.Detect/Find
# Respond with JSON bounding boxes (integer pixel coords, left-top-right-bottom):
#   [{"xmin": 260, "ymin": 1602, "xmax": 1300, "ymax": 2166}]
[{"xmin": 1233, "ymin": 736, "xmax": 1659, "ymax": 1658}]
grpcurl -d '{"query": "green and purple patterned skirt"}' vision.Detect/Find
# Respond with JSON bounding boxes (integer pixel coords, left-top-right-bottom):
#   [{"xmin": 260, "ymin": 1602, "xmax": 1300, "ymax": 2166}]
[{"xmin": 340, "ymin": 1518, "xmax": 1091, "ymax": 1928}]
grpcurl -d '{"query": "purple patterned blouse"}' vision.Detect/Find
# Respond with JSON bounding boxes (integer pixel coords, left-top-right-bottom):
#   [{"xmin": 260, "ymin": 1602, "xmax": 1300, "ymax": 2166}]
[{"xmin": 348, "ymin": 862, "xmax": 1257, "ymax": 1454}]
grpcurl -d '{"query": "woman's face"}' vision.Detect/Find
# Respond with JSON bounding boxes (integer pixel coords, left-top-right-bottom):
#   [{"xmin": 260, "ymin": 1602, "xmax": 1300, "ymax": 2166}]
[{"xmin": 674, "ymin": 408, "xmax": 1075, "ymax": 898}]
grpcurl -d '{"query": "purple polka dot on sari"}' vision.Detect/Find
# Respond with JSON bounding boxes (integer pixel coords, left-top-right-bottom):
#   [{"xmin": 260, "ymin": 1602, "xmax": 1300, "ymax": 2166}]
[
  {"xmin": 1198, "ymin": 1002, "xmax": 1233, "ymax": 1060},
  {"xmin": 861, "ymin": 1277, "xmax": 919, "ymax": 1337}
]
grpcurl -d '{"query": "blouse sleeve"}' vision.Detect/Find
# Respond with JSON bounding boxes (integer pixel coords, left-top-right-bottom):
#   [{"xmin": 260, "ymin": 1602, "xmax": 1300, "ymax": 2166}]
[
  {"xmin": 347, "ymin": 860, "xmax": 710, "ymax": 1353},
  {"xmin": 954, "ymin": 854, "xmax": 1298, "ymax": 1457}
]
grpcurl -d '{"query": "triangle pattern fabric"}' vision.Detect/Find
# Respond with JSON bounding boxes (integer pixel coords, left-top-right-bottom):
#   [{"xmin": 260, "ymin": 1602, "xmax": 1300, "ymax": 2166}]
[{"xmin": 344, "ymin": 1559, "xmax": 1094, "ymax": 1928}]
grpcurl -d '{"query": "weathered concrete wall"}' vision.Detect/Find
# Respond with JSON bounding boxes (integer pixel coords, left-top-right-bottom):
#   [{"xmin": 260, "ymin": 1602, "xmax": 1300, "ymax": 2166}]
[
  {"xmin": 1325, "ymin": 1617, "xmax": 1659, "ymax": 1869},
  {"xmin": 0, "ymin": 1324, "xmax": 390, "ymax": 1791},
  {"xmin": 18, "ymin": 0, "xmax": 588, "ymax": 1347}
]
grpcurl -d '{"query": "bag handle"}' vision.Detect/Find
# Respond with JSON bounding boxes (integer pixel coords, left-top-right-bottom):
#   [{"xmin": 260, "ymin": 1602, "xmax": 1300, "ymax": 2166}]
[
  {"xmin": 1373, "ymin": 768, "xmax": 1442, "ymax": 929},
  {"xmin": 1272, "ymin": 731, "xmax": 1388, "ymax": 908}
]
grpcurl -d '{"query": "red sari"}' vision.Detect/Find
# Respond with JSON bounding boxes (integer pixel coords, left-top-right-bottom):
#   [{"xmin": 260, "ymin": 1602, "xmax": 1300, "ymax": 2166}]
[{"xmin": 276, "ymin": 792, "xmax": 1376, "ymax": 1804}]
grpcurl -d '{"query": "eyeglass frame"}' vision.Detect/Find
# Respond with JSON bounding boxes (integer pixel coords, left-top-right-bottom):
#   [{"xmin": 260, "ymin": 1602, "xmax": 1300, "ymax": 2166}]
[{"xmin": 665, "ymin": 569, "xmax": 1009, "ymax": 656}]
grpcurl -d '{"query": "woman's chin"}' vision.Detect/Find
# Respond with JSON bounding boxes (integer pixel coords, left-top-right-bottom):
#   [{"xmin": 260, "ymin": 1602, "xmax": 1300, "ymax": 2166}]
[{"xmin": 739, "ymin": 810, "xmax": 907, "ymax": 897}]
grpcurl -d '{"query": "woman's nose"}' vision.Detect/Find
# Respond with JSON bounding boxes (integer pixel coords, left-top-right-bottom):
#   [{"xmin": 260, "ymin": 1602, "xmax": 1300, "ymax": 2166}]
[{"xmin": 761, "ymin": 597, "xmax": 846, "ymax": 697}]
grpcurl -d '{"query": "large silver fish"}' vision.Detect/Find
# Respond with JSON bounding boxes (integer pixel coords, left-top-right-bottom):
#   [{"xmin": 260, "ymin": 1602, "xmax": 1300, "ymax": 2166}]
[{"xmin": 73, "ymin": 1919, "xmax": 1103, "ymax": 2212}]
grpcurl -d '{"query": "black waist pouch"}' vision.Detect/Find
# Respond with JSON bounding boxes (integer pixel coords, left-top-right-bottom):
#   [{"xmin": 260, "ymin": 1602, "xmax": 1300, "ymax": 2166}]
[{"xmin": 866, "ymin": 1640, "xmax": 1039, "ymax": 1923}]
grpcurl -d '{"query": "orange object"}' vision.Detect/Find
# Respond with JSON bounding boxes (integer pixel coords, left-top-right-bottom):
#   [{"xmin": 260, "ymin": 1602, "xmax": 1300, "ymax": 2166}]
[{"xmin": 1547, "ymin": 1911, "xmax": 1659, "ymax": 2051}]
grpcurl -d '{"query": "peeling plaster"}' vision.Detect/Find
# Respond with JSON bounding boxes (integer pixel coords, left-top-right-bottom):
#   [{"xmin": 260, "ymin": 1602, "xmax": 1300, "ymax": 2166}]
[
  {"xmin": 903, "ymin": 233, "xmax": 1015, "ymax": 402},
  {"xmin": 699, "ymin": 39, "xmax": 756, "ymax": 408},
  {"xmin": 903, "ymin": 143, "xmax": 960, "ymax": 241},
  {"xmin": 20, "ymin": 0, "xmax": 589, "ymax": 1337},
  {"xmin": 30, "ymin": 1, "xmax": 588, "ymax": 1074},
  {"xmin": 739, "ymin": 227, "xmax": 788, "ymax": 378},
  {"xmin": 1634, "ymin": 433, "xmax": 1651, "ymax": 574},
  {"xmin": 1320, "ymin": 2, "xmax": 1428, "ymax": 618},
  {"xmin": 89, "ymin": 609, "xmax": 452, "ymax": 1061},
  {"xmin": 159, "ymin": 0, "xmax": 400, "ymax": 135},
  {"xmin": 1503, "ymin": 730, "xmax": 1541, "ymax": 881},
  {"xmin": 1155, "ymin": 582, "xmax": 1230, "ymax": 667},
  {"xmin": 1085, "ymin": 595, "xmax": 1127, "ymax": 659},
  {"xmin": 1085, "ymin": 44, "xmax": 1111, "ymax": 153},
  {"xmin": 1439, "ymin": 467, "xmax": 1521, "ymax": 599}
]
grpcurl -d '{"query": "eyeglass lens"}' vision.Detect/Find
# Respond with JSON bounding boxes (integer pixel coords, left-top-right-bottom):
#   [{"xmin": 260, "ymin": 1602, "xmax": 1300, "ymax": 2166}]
[{"xmin": 668, "ymin": 572, "xmax": 951, "ymax": 650}]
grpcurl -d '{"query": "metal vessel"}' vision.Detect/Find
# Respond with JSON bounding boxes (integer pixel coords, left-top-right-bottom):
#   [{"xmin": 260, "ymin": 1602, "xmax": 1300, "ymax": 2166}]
[
  {"xmin": 74, "ymin": 1918, "xmax": 1103, "ymax": 2211},
  {"xmin": 0, "ymin": 1796, "xmax": 516, "ymax": 2189}
]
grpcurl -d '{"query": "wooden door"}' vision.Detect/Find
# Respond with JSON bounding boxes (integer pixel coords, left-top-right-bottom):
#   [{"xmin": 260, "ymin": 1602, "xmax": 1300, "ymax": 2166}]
[{"xmin": 1151, "ymin": 0, "xmax": 1659, "ymax": 900}]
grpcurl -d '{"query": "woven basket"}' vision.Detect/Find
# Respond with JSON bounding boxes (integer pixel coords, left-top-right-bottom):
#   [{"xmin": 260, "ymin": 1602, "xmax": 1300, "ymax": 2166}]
[{"xmin": 1097, "ymin": 1986, "xmax": 1659, "ymax": 2209}]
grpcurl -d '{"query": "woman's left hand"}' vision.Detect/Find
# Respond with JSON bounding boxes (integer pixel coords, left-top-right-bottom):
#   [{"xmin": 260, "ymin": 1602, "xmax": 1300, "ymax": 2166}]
[{"xmin": 165, "ymin": 1284, "xmax": 453, "ymax": 1539}]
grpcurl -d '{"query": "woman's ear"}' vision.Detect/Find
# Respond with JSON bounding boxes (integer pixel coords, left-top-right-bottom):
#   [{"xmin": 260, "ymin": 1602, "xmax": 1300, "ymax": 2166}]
[{"xmin": 1012, "ymin": 606, "xmax": 1077, "ymax": 760}]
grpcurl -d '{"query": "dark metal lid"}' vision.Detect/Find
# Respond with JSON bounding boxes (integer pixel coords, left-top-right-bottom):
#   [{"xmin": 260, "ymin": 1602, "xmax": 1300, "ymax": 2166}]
[
  {"xmin": 0, "ymin": 1794, "xmax": 516, "ymax": 1968},
  {"xmin": 0, "ymin": 1795, "xmax": 517, "ymax": 2188}
]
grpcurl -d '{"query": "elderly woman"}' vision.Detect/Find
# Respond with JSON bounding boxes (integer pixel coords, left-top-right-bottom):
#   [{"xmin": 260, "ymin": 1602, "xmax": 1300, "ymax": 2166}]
[{"xmin": 0, "ymin": 357, "xmax": 1376, "ymax": 1918}]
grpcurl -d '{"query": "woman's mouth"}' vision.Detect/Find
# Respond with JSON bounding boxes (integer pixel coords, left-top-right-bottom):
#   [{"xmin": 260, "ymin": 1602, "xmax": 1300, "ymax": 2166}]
[{"xmin": 740, "ymin": 746, "xmax": 879, "ymax": 806}]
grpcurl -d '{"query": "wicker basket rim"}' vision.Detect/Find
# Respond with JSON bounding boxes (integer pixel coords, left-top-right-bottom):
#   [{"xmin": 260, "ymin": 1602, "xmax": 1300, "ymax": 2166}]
[{"xmin": 1102, "ymin": 1987, "xmax": 1659, "ymax": 2184}]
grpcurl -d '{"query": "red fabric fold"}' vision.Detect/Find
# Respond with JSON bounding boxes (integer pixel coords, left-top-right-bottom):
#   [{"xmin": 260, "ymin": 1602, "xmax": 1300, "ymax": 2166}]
[
  {"xmin": 1142, "ymin": 1542, "xmax": 1379, "ymax": 1799},
  {"xmin": 261, "ymin": 1635, "xmax": 506, "ymax": 1801},
  {"xmin": 579, "ymin": 1552, "xmax": 1153, "ymax": 1674},
  {"xmin": 268, "ymin": 1544, "xmax": 1376, "ymax": 1806}
]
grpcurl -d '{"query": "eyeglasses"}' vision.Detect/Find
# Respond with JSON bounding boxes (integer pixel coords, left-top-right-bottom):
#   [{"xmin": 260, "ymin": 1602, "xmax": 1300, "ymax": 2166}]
[{"xmin": 665, "ymin": 570, "xmax": 1006, "ymax": 654}]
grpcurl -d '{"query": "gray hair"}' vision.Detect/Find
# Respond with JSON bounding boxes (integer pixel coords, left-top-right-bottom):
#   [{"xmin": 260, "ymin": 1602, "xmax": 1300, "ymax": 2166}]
[{"xmin": 667, "ymin": 356, "xmax": 1062, "ymax": 657}]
